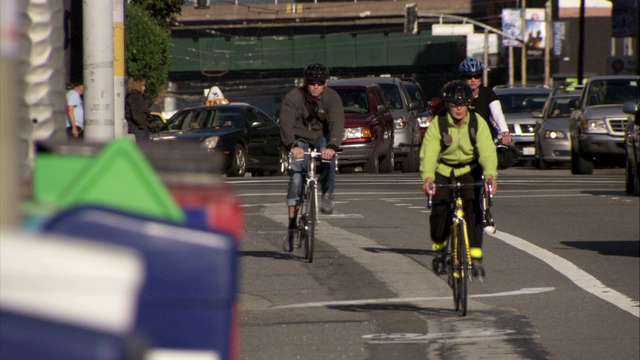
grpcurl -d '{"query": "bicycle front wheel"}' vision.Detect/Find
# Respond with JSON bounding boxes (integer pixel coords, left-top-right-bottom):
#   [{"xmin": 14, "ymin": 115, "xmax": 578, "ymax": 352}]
[
  {"xmin": 456, "ymin": 222, "xmax": 469, "ymax": 316},
  {"xmin": 305, "ymin": 183, "xmax": 317, "ymax": 263}
]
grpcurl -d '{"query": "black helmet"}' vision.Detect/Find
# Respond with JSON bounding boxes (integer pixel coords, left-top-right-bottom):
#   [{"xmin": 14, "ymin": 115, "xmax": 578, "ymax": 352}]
[
  {"xmin": 459, "ymin": 58, "xmax": 484, "ymax": 76},
  {"xmin": 304, "ymin": 63, "xmax": 329, "ymax": 83},
  {"xmin": 441, "ymin": 80, "xmax": 473, "ymax": 105}
]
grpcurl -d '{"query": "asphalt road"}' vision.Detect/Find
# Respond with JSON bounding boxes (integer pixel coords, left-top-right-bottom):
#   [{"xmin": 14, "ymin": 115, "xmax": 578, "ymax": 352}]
[{"xmin": 227, "ymin": 166, "xmax": 639, "ymax": 360}]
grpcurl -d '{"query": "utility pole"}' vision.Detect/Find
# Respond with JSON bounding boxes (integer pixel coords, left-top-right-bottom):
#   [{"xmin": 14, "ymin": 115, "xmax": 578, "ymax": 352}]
[
  {"xmin": 544, "ymin": 0, "xmax": 551, "ymax": 86},
  {"xmin": 114, "ymin": 0, "xmax": 126, "ymax": 138},
  {"xmin": 577, "ymin": 0, "xmax": 585, "ymax": 84},
  {"xmin": 521, "ymin": 0, "xmax": 527, "ymax": 86},
  {"xmin": 83, "ymin": 0, "xmax": 115, "ymax": 142},
  {"xmin": 0, "ymin": 0, "xmax": 20, "ymax": 229}
]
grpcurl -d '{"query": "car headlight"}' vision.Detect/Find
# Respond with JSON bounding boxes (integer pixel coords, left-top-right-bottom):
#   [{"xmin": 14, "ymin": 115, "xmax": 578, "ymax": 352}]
[
  {"xmin": 344, "ymin": 127, "xmax": 372, "ymax": 140},
  {"xmin": 417, "ymin": 116, "xmax": 431, "ymax": 128},
  {"xmin": 582, "ymin": 119, "xmax": 607, "ymax": 133},
  {"xmin": 394, "ymin": 117, "xmax": 407, "ymax": 129},
  {"xmin": 544, "ymin": 130, "xmax": 567, "ymax": 139},
  {"xmin": 201, "ymin": 136, "xmax": 220, "ymax": 149}
]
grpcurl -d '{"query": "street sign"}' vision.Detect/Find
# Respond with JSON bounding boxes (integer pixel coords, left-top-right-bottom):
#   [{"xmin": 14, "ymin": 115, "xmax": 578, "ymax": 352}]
[{"xmin": 431, "ymin": 24, "xmax": 473, "ymax": 36}]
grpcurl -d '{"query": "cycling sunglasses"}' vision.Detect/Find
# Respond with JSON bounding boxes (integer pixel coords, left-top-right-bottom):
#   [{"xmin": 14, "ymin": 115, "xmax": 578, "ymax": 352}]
[
  {"xmin": 464, "ymin": 75, "xmax": 482, "ymax": 80},
  {"xmin": 307, "ymin": 80, "xmax": 327, "ymax": 86}
]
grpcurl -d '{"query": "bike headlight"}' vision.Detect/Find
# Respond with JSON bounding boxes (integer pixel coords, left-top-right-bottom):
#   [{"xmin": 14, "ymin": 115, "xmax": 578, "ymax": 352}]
[
  {"xmin": 544, "ymin": 130, "xmax": 567, "ymax": 139},
  {"xmin": 394, "ymin": 117, "xmax": 407, "ymax": 129},
  {"xmin": 201, "ymin": 136, "xmax": 220, "ymax": 149},
  {"xmin": 582, "ymin": 119, "xmax": 607, "ymax": 133},
  {"xmin": 344, "ymin": 127, "xmax": 372, "ymax": 140}
]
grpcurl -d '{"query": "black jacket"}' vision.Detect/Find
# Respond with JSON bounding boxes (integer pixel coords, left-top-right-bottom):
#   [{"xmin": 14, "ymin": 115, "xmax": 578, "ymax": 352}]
[
  {"xmin": 279, "ymin": 87, "xmax": 344, "ymax": 151},
  {"xmin": 125, "ymin": 92, "xmax": 150, "ymax": 130}
]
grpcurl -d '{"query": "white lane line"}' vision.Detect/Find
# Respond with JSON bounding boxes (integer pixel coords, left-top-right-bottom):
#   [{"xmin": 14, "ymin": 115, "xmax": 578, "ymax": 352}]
[
  {"xmin": 491, "ymin": 231, "xmax": 640, "ymax": 318},
  {"xmin": 272, "ymin": 287, "xmax": 554, "ymax": 309}
]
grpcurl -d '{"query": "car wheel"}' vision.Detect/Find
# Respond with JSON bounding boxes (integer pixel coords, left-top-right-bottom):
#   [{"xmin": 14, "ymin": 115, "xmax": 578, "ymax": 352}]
[
  {"xmin": 272, "ymin": 148, "xmax": 289, "ymax": 176},
  {"xmin": 364, "ymin": 147, "xmax": 380, "ymax": 173},
  {"xmin": 227, "ymin": 144, "xmax": 247, "ymax": 177},
  {"xmin": 625, "ymin": 157, "xmax": 640, "ymax": 195},
  {"xmin": 535, "ymin": 157, "xmax": 548, "ymax": 170},
  {"xmin": 570, "ymin": 147, "xmax": 593, "ymax": 175},
  {"xmin": 401, "ymin": 146, "xmax": 419, "ymax": 173},
  {"xmin": 379, "ymin": 141, "xmax": 394, "ymax": 173}
]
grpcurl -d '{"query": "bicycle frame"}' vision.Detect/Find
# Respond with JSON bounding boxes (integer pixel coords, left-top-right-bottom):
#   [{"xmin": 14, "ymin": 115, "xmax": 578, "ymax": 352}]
[
  {"xmin": 291, "ymin": 147, "xmax": 324, "ymax": 263},
  {"xmin": 427, "ymin": 179, "xmax": 492, "ymax": 316}
]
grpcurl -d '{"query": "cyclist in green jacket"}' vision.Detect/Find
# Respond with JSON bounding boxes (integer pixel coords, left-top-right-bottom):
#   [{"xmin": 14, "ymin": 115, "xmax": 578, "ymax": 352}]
[{"xmin": 420, "ymin": 80, "xmax": 498, "ymax": 279}]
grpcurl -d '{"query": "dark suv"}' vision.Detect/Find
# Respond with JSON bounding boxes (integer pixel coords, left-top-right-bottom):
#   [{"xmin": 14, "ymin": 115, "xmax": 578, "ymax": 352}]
[
  {"xmin": 360, "ymin": 77, "xmax": 423, "ymax": 172},
  {"xmin": 327, "ymin": 79, "xmax": 395, "ymax": 173}
]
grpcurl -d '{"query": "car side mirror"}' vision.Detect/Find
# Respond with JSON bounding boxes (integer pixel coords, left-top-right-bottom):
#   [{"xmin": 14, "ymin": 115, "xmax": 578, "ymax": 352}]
[
  {"xmin": 148, "ymin": 120, "xmax": 162, "ymax": 133},
  {"xmin": 408, "ymin": 100, "xmax": 421, "ymax": 111},
  {"xmin": 623, "ymin": 101, "xmax": 640, "ymax": 126},
  {"xmin": 568, "ymin": 99, "xmax": 578, "ymax": 109},
  {"xmin": 376, "ymin": 104, "xmax": 387, "ymax": 113},
  {"xmin": 250, "ymin": 121, "xmax": 262, "ymax": 128}
]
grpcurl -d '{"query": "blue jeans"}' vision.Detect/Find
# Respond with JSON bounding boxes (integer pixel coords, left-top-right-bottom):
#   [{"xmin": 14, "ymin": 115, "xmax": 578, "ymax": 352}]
[{"xmin": 286, "ymin": 136, "xmax": 336, "ymax": 207}]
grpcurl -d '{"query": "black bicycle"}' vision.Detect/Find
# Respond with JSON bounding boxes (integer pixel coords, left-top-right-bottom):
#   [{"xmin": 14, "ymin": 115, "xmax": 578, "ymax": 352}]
[{"xmin": 427, "ymin": 180, "xmax": 494, "ymax": 316}]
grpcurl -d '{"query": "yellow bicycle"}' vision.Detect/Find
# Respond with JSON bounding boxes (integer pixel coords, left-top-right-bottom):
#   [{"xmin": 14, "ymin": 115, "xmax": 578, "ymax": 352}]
[{"xmin": 427, "ymin": 180, "xmax": 494, "ymax": 316}]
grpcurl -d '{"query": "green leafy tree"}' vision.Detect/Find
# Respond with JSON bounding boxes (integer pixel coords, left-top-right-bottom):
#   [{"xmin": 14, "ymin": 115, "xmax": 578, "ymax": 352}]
[
  {"xmin": 129, "ymin": 0, "xmax": 184, "ymax": 31},
  {"xmin": 125, "ymin": 3, "xmax": 171, "ymax": 102}
]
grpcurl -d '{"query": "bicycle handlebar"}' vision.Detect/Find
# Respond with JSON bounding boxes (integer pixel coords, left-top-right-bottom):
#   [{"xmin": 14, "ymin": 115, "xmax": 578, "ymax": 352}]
[{"xmin": 425, "ymin": 181, "xmax": 492, "ymax": 209}]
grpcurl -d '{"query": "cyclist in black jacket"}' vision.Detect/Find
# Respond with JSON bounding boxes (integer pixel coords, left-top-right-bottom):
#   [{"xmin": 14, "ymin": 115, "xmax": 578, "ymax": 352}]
[{"xmin": 279, "ymin": 63, "xmax": 344, "ymax": 252}]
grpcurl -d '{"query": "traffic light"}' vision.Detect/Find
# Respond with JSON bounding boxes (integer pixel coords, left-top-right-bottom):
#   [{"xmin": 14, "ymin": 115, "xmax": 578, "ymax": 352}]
[{"xmin": 404, "ymin": 4, "xmax": 418, "ymax": 35}]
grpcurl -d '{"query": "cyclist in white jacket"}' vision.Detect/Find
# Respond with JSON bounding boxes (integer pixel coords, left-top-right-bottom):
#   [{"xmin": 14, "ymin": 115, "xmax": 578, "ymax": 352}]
[{"xmin": 458, "ymin": 58, "xmax": 512, "ymax": 145}]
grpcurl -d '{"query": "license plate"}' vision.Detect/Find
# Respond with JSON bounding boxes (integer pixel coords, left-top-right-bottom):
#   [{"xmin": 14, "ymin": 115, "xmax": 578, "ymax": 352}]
[{"xmin": 522, "ymin": 147, "xmax": 535, "ymax": 156}]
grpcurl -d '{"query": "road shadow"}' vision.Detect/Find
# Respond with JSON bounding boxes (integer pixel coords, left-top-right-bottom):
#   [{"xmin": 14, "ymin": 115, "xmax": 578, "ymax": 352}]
[
  {"xmin": 327, "ymin": 302, "xmax": 455, "ymax": 317},
  {"xmin": 561, "ymin": 240, "xmax": 640, "ymax": 258},
  {"xmin": 240, "ymin": 250, "xmax": 298, "ymax": 260},
  {"xmin": 581, "ymin": 189, "xmax": 629, "ymax": 196},
  {"xmin": 361, "ymin": 247, "xmax": 432, "ymax": 256}
]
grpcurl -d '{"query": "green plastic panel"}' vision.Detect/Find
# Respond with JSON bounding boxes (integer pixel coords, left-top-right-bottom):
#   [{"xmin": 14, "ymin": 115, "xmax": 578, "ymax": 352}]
[{"xmin": 33, "ymin": 140, "xmax": 185, "ymax": 223}]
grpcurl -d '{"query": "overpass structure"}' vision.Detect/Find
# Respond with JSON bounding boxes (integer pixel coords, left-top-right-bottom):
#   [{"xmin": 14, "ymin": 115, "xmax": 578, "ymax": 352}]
[{"xmin": 168, "ymin": 0, "xmax": 494, "ymax": 91}]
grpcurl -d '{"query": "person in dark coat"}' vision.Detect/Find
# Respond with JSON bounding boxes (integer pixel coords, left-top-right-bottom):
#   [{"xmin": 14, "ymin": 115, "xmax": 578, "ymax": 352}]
[{"xmin": 125, "ymin": 76, "xmax": 151, "ymax": 141}]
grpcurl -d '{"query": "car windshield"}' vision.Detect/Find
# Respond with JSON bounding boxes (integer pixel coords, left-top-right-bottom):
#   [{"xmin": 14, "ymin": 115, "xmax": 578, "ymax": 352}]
[
  {"xmin": 498, "ymin": 92, "xmax": 549, "ymax": 113},
  {"xmin": 378, "ymin": 84, "xmax": 404, "ymax": 110},
  {"xmin": 334, "ymin": 88, "xmax": 369, "ymax": 113},
  {"xmin": 165, "ymin": 108, "xmax": 243, "ymax": 130},
  {"xmin": 585, "ymin": 79, "xmax": 639, "ymax": 106},
  {"xmin": 546, "ymin": 96, "xmax": 580, "ymax": 118}
]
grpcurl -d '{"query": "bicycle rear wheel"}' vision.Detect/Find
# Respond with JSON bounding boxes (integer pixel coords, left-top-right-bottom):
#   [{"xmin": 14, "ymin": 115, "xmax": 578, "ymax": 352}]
[{"xmin": 305, "ymin": 184, "xmax": 317, "ymax": 263}]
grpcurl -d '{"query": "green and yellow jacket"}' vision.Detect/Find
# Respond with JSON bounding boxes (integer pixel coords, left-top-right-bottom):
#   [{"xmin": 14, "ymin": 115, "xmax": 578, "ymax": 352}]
[{"xmin": 419, "ymin": 111, "xmax": 498, "ymax": 182}]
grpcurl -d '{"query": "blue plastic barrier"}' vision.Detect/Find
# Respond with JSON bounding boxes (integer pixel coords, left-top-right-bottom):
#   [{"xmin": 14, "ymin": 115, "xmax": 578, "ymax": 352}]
[
  {"xmin": 0, "ymin": 232, "xmax": 144, "ymax": 360},
  {"xmin": 42, "ymin": 205, "xmax": 238, "ymax": 360},
  {"xmin": 0, "ymin": 312, "xmax": 132, "ymax": 360}
]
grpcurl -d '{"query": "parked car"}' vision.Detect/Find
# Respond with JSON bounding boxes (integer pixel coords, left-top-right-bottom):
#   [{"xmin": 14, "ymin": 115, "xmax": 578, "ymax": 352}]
[
  {"xmin": 151, "ymin": 103, "xmax": 288, "ymax": 177},
  {"xmin": 623, "ymin": 100, "xmax": 640, "ymax": 195},
  {"xmin": 360, "ymin": 77, "xmax": 423, "ymax": 172},
  {"xmin": 402, "ymin": 79, "xmax": 431, "ymax": 140},
  {"xmin": 532, "ymin": 89, "xmax": 581, "ymax": 169},
  {"xmin": 494, "ymin": 86, "xmax": 552, "ymax": 163},
  {"xmin": 568, "ymin": 75, "xmax": 640, "ymax": 174},
  {"xmin": 327, "ymin": 79, "xmax": 395, "ymax": 173}
]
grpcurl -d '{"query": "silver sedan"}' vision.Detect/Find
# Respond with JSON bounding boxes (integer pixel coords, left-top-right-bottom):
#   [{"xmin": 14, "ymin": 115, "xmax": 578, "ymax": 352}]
[{"xmin": 533, "ymin": 91, "xmax": 581, "ymax": 169}]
